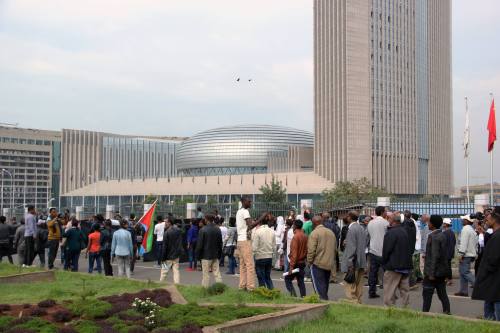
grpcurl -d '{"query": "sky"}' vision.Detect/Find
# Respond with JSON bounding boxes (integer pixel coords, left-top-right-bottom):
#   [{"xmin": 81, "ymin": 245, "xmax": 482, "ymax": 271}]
[{"xmin": 0, "ymin": 0, "xmax": 499, "ymax": 188}]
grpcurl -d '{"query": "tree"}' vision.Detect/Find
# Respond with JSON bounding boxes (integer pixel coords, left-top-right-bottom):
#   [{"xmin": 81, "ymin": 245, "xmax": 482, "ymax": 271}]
[
  {"xmin": 259, "ymin": 177, "xmax": 287, "ymax": 203},
  {"xmin": 321, "ymin": 177, "xmax": 390, "ymax": 204},
  {"xmin": 144, "ymin": 194, "xmax": 157, "ymax": 204}
]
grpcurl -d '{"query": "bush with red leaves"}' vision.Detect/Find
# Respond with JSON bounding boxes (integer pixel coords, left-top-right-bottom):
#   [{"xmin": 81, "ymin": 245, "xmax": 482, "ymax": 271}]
[
  {"xmin": 0, "ymin": 304, "xmax": 11, "ymax": 311},
  {"xmin": 28, "ymin": 307, "xmax": 47, "ymax": 317},
  {"xmin": 52, "ymin": 309, "xmax": 73, "ymax": 323},
  {"xmin": 100, "ymin": 289, "xmax": 173, "ymax": 316},
  {"xmin": 38, "ymin": 300, "xmax": 57, "ymax": 308}
]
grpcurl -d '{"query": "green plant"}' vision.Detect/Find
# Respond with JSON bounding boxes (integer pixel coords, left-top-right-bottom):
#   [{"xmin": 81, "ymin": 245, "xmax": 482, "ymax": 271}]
[
  {"xmin": 205, "ymin": 283, "xmax": 227, "ymax": 296},
  {"xmin": 0, "ymin": 316, "xmax": 14, "ymax": 331},
  {"xmin": 251, "ymin": 287, "xmax": 281, "ymax": 300},
  {"xmin": 71, "ymin": 278, "xmax": 97, "ymax": 301},
  {"xmin": 303, "ymin": 294, "xmax": 321, "ymax": 303},
  {"xmin": 73, "ymin": 320, "xmax": 100, "ymax": 333},
  {"xmin": 371, "ymin": 321, "xmax": 408, "ymax": 333},
  {"xmin": 67, "ymin": 299, "xmax": 112, "ymax": 319},
  {"xmin": 132, "ymin": 297, "xmax": 159, "ymax": 315},
  {"xmin": 259, "ymin": 177, "xmax": 287, "ymax": 203},
  {"xmin": 13, "ymin": 317, "xmax": 58, "ymax": 333},
  {"xmin": 322, "ymin": 177, "xmax": 391, "ymax": 204}
]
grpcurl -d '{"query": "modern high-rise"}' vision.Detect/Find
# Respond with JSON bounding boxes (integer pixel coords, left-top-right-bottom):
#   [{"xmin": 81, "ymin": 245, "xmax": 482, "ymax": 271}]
[{"xmin": 314, "ymin": 0, "xmax": 452, "ymax": 195}]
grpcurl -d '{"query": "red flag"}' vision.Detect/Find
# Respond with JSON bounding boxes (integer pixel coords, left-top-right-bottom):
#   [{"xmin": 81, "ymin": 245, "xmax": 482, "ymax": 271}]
[
  {"xmin": 139, "ymin": 201, "xmax": 157, "ymax": 252},
  {"xmin": 487, "ymin": 99, "xmax": 497, "ymax": 152}
]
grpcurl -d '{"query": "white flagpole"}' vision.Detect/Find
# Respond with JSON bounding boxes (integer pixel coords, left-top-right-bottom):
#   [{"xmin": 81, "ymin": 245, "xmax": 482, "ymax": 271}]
[
  {"xmin": 465, "ymin": 97, "xmax": 470, "ymax": 205},
  {"xmin": 490, "ymin": 93, "xmax": 494, "ymax": 206}
]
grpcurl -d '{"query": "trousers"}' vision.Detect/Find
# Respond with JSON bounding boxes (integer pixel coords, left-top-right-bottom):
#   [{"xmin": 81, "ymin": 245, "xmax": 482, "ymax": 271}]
[
  {"xmin": 311, "ymin": 265, "xmax": 331, "ymax": 300},
  {"xmin": 368, "ymin": 254, "xmax": 384, "ymax": 296},
  {"xmin": 47, "ymin": 240, "xmax": 59, "ymax": 269},
  {"xmin": 102, "ymin": 249, "xmax": 113, "ymax": 276},
  {"xmin": 160, "ymin": 258, "xmax": 180, "ymax": 284},
  {"xmin": 237, "ymin": 241, "xmax": 255, "ymax": 290},
  {"xmin": 422, "ymin": 277, "xmax": 450, "ymax": 314},
  {"xmin": 116, "ymin": 255, "xmax": 131, "ymax": 278},
  {"xmin": 201, "ymin": 259, "xmax": 222, "ymax": 288},
  {"xmin": 285, "ymin": 263, "xmax": 306, "ymax": 297},
  {"xmin": 344, "ymin": 268, "xmax": 365, "ymax": 304},
  {"xmin": 459, "ymin": 257, "xmax": 475, "ymax": 296},
  {"xmin": 383, "ymin": 270, "xmax": 410, "ymax": 307},
  {"xmin": 255, "ymin": 258, "xmax": 273, "ymax": 290}
]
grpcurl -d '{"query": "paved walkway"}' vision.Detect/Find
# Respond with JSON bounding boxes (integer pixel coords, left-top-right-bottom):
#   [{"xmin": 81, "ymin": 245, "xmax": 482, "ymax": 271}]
[{"xmin": 21, "ymin": 255, "xmax": 485, "ymax": 320}]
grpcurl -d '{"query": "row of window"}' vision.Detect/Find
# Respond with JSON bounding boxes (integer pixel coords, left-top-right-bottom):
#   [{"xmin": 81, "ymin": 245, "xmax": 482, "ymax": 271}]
[{"xmin": 0, "ymin": 137, "xmax": 52, "ymax": 145}]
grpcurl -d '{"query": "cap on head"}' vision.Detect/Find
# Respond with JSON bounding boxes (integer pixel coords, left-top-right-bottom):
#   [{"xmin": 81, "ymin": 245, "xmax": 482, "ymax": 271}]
[{"xmin": 443, "ymin": 218, "xmax": 452, "ymax": 226}]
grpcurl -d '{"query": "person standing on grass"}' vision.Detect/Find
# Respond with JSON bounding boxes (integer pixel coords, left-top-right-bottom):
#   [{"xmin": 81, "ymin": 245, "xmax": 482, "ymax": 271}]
[
  {"xmin": 63, "ymin": 218, "xmax": 86, "ymax": 272},
  {"xmin": 14, "ymin": 219, "xmax": 26, "ymax": 266},
  {"xmin": 112, "ymin": 219, "xmax": 134, "ymax": 278},
  {"xmin": 455, "ymin": 215, "xmax": 478, "ymax": 297},
  {"xmin": 341, "ymin": 211, "xmax": 368, "ymax": 304},
  {"xmin": 307, "ymin": 215, "xmax": 336, "ymax": 301},
  {"xmin": 86, "ymin": 223, "xmax": 102, "ymax": 274},
  {"xmin": 101, "ymin": 220, "xmax": 114, "ymax": 276},
  {"xmin": 252, "ymin": 215, "xmax": 276, "ymax": 290},
  {"xmin": 196, "ymin": 214, "xmax": 223, "ymax": 288},
  {"xmin": 285, "ymin": 219, "xmax": 308, "ymax": 298},
  {"xmin": 186, "ymin": 219, "xmax": 199, "ymax": 272},
  {"xmin": 236, "ymin": 197, "xmax": 257, "ymax": 291},
  {"xmin": 46, "ymin": 208, "xmax": 61, "ymax": 270},
  {"xmin": 24, "ymin": 205, "xmax": 37, "ymax": 267},
  {"xmin": 472, "ymin": 211, "xmax": 500, "ymax": 321},
  {"xmin": 442, "ymin": 218, "xmax": 456, "ymax": 285},
  {"xmin": 367, "ymin": 206, "xmax": 389, "ymax": 299},
  {"xmin": 382, "ymin": 212, "xmax": 412, "ymax": 308},
  {"xmin": 422, "ymin": 215, "xmax": 451, "ymax": 314},
  {"xmin": 160, "ymin": 217, "xmax": 183, "ymax": 284},
  {"xmin": 0, "ymin": 216, "xmax": 13, "ymax": 264},
  {"xmin": 153, "ymin": 216, "xmax": 165, "ymax": 268}
]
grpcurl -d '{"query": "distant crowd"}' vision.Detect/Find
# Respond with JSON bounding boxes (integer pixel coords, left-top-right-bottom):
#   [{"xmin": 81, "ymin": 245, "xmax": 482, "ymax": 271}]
[{"xmin": 0, "ymin": 200, "xmax": 499, "ymax": 321}]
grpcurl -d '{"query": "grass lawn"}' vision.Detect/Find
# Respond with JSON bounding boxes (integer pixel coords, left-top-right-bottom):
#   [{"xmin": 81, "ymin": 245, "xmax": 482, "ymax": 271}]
[
  {"xmin": 0, "ymin": 262, "xmax": 42, "ymax": 276},
  {"xmin": 268, "ymin": 303, "xmax": 500, "ymax": 333},
  {"xmin": 177, "ymin": 284, "xmax": 303, "ymax": 304},
  {"xmin": 0, "ymin": 263, "xmax": 161, "ymax": 304}
]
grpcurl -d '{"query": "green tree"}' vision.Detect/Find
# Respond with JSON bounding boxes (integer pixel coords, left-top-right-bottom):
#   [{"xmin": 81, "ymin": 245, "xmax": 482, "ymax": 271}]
[
  {"xmin": 259, "ymin": 177, "xmax": 287, "ymax": 203},
  {"xmin": 144, "ymin": 194, "xmax": 158, "ymax": 204},
  {"xmin": 321, "ymin": 177, "xmax": 390, "ymax": 204}
]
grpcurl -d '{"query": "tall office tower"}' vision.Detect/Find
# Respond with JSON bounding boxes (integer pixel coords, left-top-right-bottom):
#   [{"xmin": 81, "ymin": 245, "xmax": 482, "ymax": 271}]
[{"xmin": 314, "ymin": 0, "xmax": 452, "ymax": 195}]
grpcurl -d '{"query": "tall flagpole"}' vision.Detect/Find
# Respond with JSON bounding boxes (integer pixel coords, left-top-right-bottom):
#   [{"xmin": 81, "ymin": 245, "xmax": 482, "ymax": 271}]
[
  {"xmin": 490, "ymin": 93, "xmax": 494, "ymax": 206},
  {"xmin": 465, "ymin": 97, "xmax": 470, "ymax": 205}
]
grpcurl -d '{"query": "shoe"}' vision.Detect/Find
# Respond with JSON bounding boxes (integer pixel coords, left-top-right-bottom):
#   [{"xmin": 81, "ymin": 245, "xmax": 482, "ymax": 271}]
[
  {"xmin": 454, "ymin": 292, "xmax": 468, "ymax": 297},
  {"xmin": 304, "ymin": 277, "xmax": 312, "ymax": 282},
  {"xmin": 369, "ymin": 294, "xmax": 381, "ymax": 299}
]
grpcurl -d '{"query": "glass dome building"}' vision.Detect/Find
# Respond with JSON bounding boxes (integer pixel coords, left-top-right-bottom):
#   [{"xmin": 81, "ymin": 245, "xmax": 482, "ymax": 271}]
[{"xmin": 176, "ymin": 125, "xmax": 313, "ymax": 176}]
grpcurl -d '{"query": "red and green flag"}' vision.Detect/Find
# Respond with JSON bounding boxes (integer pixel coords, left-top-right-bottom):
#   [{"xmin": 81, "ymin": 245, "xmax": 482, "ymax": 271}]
[{"xmin": 139, "ymin": 200, "xmax": 157, "ymax": 253}]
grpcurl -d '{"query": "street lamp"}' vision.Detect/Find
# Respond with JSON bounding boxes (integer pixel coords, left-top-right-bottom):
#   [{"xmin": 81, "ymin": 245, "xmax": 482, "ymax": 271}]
[{"xmin": 1, "ymin": 169, "xmax": 13, "ymax": 215}]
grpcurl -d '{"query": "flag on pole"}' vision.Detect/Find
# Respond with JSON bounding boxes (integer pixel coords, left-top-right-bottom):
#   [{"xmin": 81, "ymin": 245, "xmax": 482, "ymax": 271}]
[
  {"xmin": 488, "ymin": 99, "xmax": 497, "ymax": 152},
  {"xmin": 464, "ymin": 101, "xmax": 470, "ymax": 158},
  {"xmin": 139, "ymin": 200, "xmax": 157, "ymax": 253}
]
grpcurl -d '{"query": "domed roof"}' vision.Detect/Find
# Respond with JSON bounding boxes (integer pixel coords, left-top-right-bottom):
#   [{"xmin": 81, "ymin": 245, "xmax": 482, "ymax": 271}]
[{"xmin": 176, "ymin": 125, "xmax": 313, "ymax": 174}]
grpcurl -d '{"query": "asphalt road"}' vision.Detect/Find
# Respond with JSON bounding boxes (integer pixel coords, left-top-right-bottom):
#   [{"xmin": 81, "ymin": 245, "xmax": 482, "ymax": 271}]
[{"xmin": 17, "ymin": 254, "xmax": 485, "ymax": 320}]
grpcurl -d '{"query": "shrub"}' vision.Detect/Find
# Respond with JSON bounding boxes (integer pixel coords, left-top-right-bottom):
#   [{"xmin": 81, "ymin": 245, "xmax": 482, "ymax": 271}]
[
  {"xmin": 68, "ymin": 299, "xmax": 112, "ymax": 319},
  {"xmin": 73, "ymin": 320, "xmax": 100, "ymax": 333},
  {"xmin": 11, "ymin": 317, "xmax": 57, "ymax": 333},
  {"xmin": 205, "ymin": 283, "xmax": 227, "ymax": 296},
  {"xmin": 117, "ymin": 309, "xmax": 143, "ymax": 322},
  {"xmin": 0, "ymin": 316, "xmax": 15, "ymax": 331},
  {"xmin": 303, "ymin": 294, "xmax": 321, "ymax": 303},
  {"xmin": 28, "ymin": 306, "xmax": 48, "ymax": 317},
  {"xmin": 52, "ymin": 310, "xmax": 73, "ymax": 323},
  {"xmin": 251, "ymin": 287, "xmax": 281, "ymax": 300},
  {"xmin": 38, "ymin": 300, "xmax": 57, "ymax": 308}
]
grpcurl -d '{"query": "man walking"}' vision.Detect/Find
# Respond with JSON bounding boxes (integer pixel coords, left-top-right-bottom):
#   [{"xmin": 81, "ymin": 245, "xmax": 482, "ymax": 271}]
[
  {"xmin": 455, "ymin": 215, "xmax": 478, "ymax": 297},
  {"xmin": 367, "ymin": 206, "xmax": 389, "ymax": 298},
  {"xmin": 442, "ymin": 218, "xmax": 456, "ymax": 284},
  {"xmin": 24, "ymin": 205, "xmax": 37, "ymax": 266},
  {"xmin": 422, "ymin": 215, "xmax": 451, "ymax": 314},
  {"xmin": 196, "ymin": 214, "xmax": 223, "ymax": 288},
  {"xmin": 285, "ymin": 219, "xmax": 308, "ymax": 297},
  {"xmin": 402, "ymin": 211, "xmax": 417, "ymax": 288},
  {"xmin": 382, "ymin": 212, "xmax": 412, "ymax": 308},
  {"xmin": 472, "ymin": 211, "xmax": 500, "ymax": 321},
  {"xmin": 236, "ymin": 197, "xmax": 256, "ymax": 291},
  {"xmin": 111, "ymin": 219, "xmax": 134, "ymax": 278},
  {"xmin": 160, "ymin": 217, "xmax": 183, "ymax": 284},
  {"xmin": 153, "ymin": 216, "xmax": 165, "ymax": 268},
  {"xmin": 252, "ymin": 216, "xmax": 276, "ymax": 290},
  {"xmin": 46, "ymin": 208, "xmax": 61, "ymax": 270},
  {"xmin": 307, "ymin": 216, "xmax": 336, "ymax": 300},
  {"xmin": 341, "ymin": 211, "xmax": 368, "ymax": 304}
]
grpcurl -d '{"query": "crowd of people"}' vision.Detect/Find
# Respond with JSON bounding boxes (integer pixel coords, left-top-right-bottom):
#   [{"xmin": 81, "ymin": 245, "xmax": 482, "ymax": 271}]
[{"xmin": 0, "ymin": 200, "xmax": 499, "ymax": 321}]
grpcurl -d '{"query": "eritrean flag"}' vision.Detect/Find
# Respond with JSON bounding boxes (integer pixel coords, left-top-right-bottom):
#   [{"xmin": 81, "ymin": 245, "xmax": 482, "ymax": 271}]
[{"xmin": 139, "ymin": 200, "xmax": 157, "ymax": 253}]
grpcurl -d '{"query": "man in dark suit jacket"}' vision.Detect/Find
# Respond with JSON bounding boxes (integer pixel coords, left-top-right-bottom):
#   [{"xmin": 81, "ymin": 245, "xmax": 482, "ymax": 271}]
[
  {"xmin": 422, "ymin": 215, "xmax": 451, "ymax": 314},
  {"xmin": 341, "ymin": 211, "xmax": 368, "ymax": 304},
  {"xmin": 472, "ymin": 212, "xmax": 500, "ymax": 321},
  {"xmin": 160, "ymin": 217, "xmax": 184, "ymax": 284},
  {"xmin": 196, "ymin": 214, "xmax": 223, "ymax": 288}
]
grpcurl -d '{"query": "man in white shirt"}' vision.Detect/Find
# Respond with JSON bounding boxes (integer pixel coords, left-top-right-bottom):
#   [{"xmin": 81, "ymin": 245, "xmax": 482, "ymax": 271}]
[
  {"xmin": 367, "ymin": 206, "xmax": 389, "ymax": 298},
  {"xmin": 218, "ymin": 219, "xmax": 228, "ymax": 267},
  {"xmin": 455, "ymin": 215, "xmax": 478, "ymax": 297},
  {"xmin": 154, "ymin": 217, "xmax": 166, "ymax": 268},
  {"xmin": 236, "ymin": 197, "xmax": 256, "ymax": 291}
]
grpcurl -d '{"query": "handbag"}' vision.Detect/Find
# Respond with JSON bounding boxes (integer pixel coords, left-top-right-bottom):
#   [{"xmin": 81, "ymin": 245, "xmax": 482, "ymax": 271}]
[
  {"xmin": 223, "ymin": 245, "xmax": 235, "ymax": 257},
  {"xmin": 344, "ymin": 254, "xmax": 357, "ymax": 284}
]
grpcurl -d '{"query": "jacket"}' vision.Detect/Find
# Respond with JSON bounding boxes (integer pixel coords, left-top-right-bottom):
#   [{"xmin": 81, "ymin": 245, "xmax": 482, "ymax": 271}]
[
  {"xmin": 252, "ymin": 225, "xmax": 276, "ymax": 260},
  {"xmin": 288, "ymin": 229, "xmax": 308, "ymax": 269},
  {"xmin": 0, "ymin": 223, "xmax": 10, "ymax": 245},
  {"xmin": 423, "ymin": 230, "xmax": 449, "ymax": 279},
  {"xmin": 472, "ymin": 229, "xmax": 500, "ymax": 302},
  {"xmin": 162, "ymin": 225, "xmax": 184, "ymax": 260},
  {"xmin": 224, "ymin": 226, "xmax": 237, "ymax": 247},
  {"xmin": 14, "ymin": 225, "xmax": 25, "ymax": 252},
  {"xmin": 100, "ymin": 228, "xmax": 113, "ymax": 252},
  {"xmin": 111, "ymin": 228, "xmax": 133, "ymax": 257},
  {"xmin": 187, "ymin": 225, "xmax": 199, "ymax": 244},
  {"xmin": 341, "ymin": 222, "xmax": 368, "ymax": 273},
  {"xmin": 402, "ymin": 218, "xmax": 417, "ymax": 257},
  {"xmin": 443, "ymin": 229, "xmax": 456, "ymax": 260},
  {"xmin": 382, "ymin": 224, "xmax": 412, "ymax": 271},
  {"xmin": 63, "ymin": 227, "xmax": 86, "ymax": 252},
  {"xmin": 47, "ymin": 217, "xmax": 62, "ymax": 241},
  {"xmin": 458, "ymin": 224, "xmax": 478, "ymax": 258},
  {"xmin": 35, "ymin": 227, "xmax": 49, "ymax": 252},
  {"xmin": 307, "ymin": 224, "xmax": 336, "ymax": 271},
  {"xmin": 195, "ymin": 223, "xmax": 222, "ymax": 260}
]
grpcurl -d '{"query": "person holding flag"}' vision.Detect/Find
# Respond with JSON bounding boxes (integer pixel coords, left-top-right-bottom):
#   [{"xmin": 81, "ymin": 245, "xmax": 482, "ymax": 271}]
[{"xmin": 139, "ymin": 201, "xmax": 158, "ymax": 257}]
